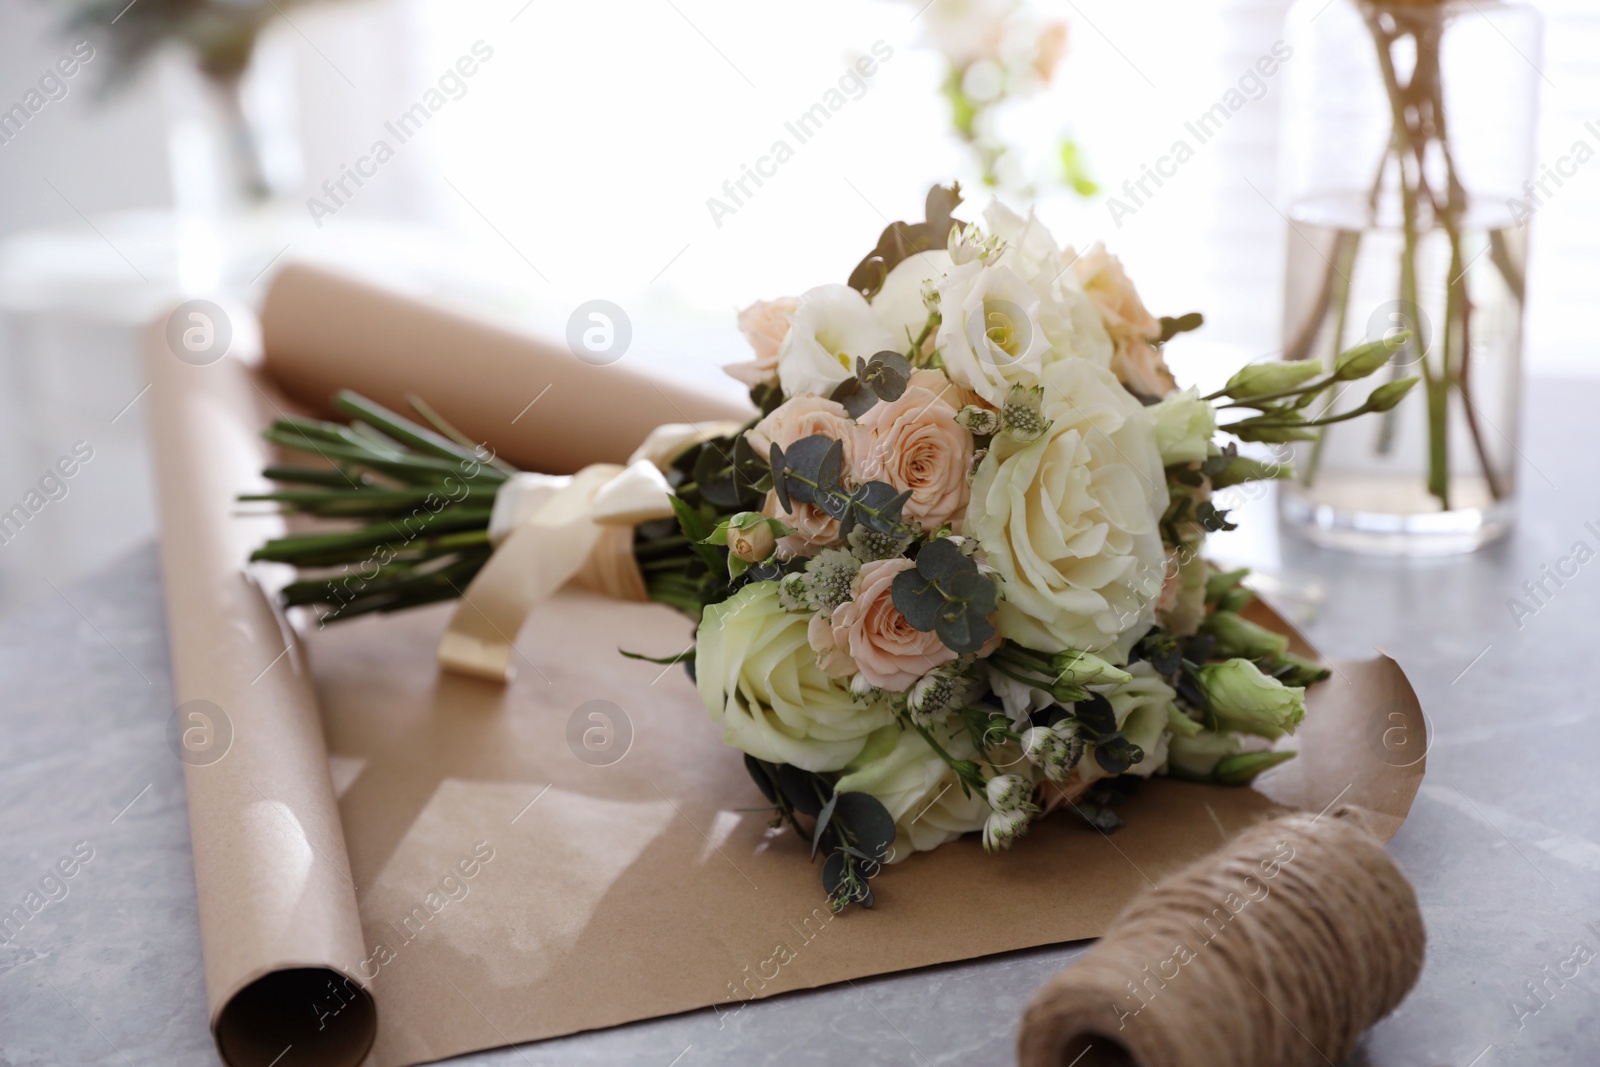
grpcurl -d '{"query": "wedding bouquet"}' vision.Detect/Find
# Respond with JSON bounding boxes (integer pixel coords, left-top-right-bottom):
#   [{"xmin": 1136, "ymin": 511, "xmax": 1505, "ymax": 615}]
[{"xmin": 250, "ymin": 185, "xmax": 1414, "ymax": 910}]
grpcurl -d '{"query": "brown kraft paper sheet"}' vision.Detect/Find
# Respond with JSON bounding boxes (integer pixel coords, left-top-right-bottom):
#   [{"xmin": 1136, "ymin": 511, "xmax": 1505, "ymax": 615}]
[{"xmin": 145, "ymin": 264, "xmax": 1427, "ymax": 1067}]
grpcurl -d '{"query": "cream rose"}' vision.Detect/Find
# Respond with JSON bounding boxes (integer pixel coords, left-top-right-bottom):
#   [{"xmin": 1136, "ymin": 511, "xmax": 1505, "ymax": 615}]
[
  {"xmin": 858, "ymin": 369, "xmax": 973, "ymax": 534},
  {"xmin": 1073, "ymin": 242, "xmax": 1176, "ymax": 398},
  {"xmin": 968, "ymin": 357, "xmax": 1169, "ymax": 661},
  {"xmin": 830, "ymin": 558, "xmax": 959, "ymax": 692},
  {"xmin": 696, "ymin": 583, "xmax": 893, "ymax": 772},
  {"xmin": 776, "ymin": 284, "xmax": 898, "ymax": 399},
  {"xmin": 833, "ymin": 722, "xmax": 1018, "ymax": 862},
  {"xmin": 746, "ymin": 395, "xmax": 868, "ymax": 558},
  {"xmin": 724, "ymin": 297, "xmax": 799, "ymax": 387}
]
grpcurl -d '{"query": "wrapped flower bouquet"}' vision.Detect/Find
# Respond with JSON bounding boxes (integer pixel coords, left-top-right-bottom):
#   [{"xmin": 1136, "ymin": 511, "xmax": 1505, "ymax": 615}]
[{"xmin": 250, "ymin": 185, "xmax": 1413, "ymax": 910}]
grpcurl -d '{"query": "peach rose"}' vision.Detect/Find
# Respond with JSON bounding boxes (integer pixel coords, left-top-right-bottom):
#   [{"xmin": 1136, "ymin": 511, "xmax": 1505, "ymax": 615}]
[
  {"xmin": 747, "ymin": 396, "xmax": 868, "ymax": 558},
  {"xmin": 858, "ymin": 369, "xmax": 974, "ymax": 534},
  {"xmin": 830, "ymin": 559, "xmax": 958, "ymax": 692},
  {"xmin": 1073, "ymin": 243, "xmax": 1177, "ymax": 398},
  {"xmin": 725, "ymin": 297, "xmax": 799, "ymax": 388},
  {"xmin": 807, "ymin": 611, "xmax": 856, "ymax": 678}
]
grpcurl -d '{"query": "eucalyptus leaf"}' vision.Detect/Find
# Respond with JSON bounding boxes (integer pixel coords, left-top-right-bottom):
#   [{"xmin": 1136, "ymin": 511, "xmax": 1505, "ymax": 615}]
[
  {"xmin": 1093, "ymin": 733, "xmax": 1145, "ymax": 775},
  {"xmin": 744, "ymin": 754, "xmax": 778, "ymax": 804},
  {"xmin": 831, "ymin": 375, "xmax": 878, "ymax": 419},
  {"xmin": 891, "ymin": 569, "xmax": 943, "ymax": 630},
  {"xmin": 935, "ymin": 607, "xmax": 994, "ymax": 654},
  {"xmin": 769, "ymin": 443, "xmax": 791, "ymax": 512},
  {"xmin": 773, "ymin": 762, "xmax": 829, "ymax": 817},
  {"xmin": 1073, "ymin": 694, "xmax": 1117, "ymax": 737},
  {"xmin": 833, "ymin": 791, "xmax": 896, "ymax": 863},
  {"xmin": 821, "ymin": 850, "xmax": 849, "ymax": 897},
  {"xmin": 810, "ymin": 793, "xmax": 839, "ymax": 861}
]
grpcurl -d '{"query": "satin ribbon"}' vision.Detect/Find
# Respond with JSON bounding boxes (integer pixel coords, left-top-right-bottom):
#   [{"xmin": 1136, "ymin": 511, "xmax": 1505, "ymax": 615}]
[{"xmin": 437, "ymin": 421, "xmax": 744, "ymax": 682}]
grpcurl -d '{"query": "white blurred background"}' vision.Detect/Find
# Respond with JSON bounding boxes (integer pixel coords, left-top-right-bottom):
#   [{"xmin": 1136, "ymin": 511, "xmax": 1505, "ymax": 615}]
[{"xmin": 0, "ymin": 0, "xmax": 1594, "ymax": 617}]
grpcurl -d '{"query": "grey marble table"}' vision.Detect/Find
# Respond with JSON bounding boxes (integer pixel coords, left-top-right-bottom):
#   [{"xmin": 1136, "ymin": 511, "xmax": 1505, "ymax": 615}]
[{"xmin": 2, "ymin": 379, "xmax": 1598, "ymax": 1067}]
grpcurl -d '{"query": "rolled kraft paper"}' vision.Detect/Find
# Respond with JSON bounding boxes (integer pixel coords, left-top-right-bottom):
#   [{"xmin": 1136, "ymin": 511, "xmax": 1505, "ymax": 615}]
[
  {"xmin": 1016, "ymin": 809, "xmax": 1425, "ymax": 1067},
  {"xmin": 146, "ymin": 312, "xmax": 376, "ymax": 1067},
  {"xmin": 258, "ymin": 262, "xmax": 751, "ymax": 474}
]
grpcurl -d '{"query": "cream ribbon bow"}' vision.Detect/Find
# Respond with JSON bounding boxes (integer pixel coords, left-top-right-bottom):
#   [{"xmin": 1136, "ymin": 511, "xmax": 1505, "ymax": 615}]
[{"xmin": 437, "ymin": 421, "xmax": 745, "ymax": 682}]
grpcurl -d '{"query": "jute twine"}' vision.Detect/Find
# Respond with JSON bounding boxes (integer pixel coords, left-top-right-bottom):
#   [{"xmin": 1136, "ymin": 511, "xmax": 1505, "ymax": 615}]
[{"xmin": 1017, "ymin": 808, "xmax": 1424, "ymax": 1067}]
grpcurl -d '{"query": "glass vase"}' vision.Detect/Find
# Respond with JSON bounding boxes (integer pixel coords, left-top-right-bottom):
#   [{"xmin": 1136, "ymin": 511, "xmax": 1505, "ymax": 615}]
[{"xmin": 1276, "ymin": 0, "xmax": 1542, "ymax": 555}]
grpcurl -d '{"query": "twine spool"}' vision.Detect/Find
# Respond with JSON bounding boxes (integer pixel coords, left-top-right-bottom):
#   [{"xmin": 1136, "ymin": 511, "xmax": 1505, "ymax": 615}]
[{"xmin": 1017, "ymin": 808, "xmax": 1424, "ymax": 1067}]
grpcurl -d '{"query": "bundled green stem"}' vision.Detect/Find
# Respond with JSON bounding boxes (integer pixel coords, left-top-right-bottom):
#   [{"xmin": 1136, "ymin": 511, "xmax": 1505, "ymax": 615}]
[{"xmin": 244, "ymin": 391, "xmax": 510, "ymax": 623}]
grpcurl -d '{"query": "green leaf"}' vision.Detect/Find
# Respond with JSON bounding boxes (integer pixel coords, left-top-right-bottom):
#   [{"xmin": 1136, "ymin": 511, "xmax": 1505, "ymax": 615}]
[
  {"xmin": 915, "ymin": 536, "xmax": 969, "ymax": 581},
  {"xmin": 744, "ymin": 755, "xmax": 779, "ymax": 804},
  {"xmin": 668, "ymin": 494, "xmax": 723, "ymax": 573},
  {"xmin": 933, "ymin": 603, "xmax": 988, "ymax": 654},
  {"xmin": 832, "ymin": 791, "xmax": 896, "ymax": 864},
  {"xmin": 862, "ymin": 351, "xmax": 912, "ymax": 401},
  {"xmin": 831, "ymin": 374, "xmax": 878, "ymax": 419},
  {"xmin": 619, "ymin": 647, "xmax": 695, "ymax": 666},
  {"xmin": 773, "ymin": 763, "xmax": 829, "ymax": 817},
  {"xmin": 1092, "ymin": 733, "xmax": 1145, "ymax": 775},
  {"xmin": 891, "ymin": 569, "xmax": 943, "ymax": 630},
  {"xmin": 810, "ymin": 793, "xmax": 839, "ymax": 861}
]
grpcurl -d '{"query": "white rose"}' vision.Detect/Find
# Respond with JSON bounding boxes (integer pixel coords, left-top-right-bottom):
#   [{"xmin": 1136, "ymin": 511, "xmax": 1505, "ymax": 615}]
[
  {"xmin": 969, "ymin": 357, "xmax": 1169, "ymax": 661},
  {"xmin": 1081, "ymin": 661, "xmax": 1176, "ymax": 784},
  {"xmin": 776, "ymin": 284, "xmax": 898, "ymax": 399},
  {"xmin": 934, "ymin": 259, "xmax": 1053, "ymax": 407},
  {"xmin": 1149, "ymin": 387, "xmax": 1217, "ymax": 466},
  {"xmin": 834, "ymin": 721, "xmax": 1026, "ymax": 862},
  {"xmin": 696, "ymin": 583, "xmax": 893, "ymax": 772}
]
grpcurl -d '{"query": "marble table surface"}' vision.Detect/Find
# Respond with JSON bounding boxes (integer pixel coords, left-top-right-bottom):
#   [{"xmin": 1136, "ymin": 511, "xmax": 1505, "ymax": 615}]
[{"xmin": 2, "ymin": 378, "xmax": 1598, "ymax": 1067}]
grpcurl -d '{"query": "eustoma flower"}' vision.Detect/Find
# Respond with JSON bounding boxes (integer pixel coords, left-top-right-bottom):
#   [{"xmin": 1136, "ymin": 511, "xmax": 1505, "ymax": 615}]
[{"xmin": 775, "ymin": 284, "xmax": 897, "ymax": 399}]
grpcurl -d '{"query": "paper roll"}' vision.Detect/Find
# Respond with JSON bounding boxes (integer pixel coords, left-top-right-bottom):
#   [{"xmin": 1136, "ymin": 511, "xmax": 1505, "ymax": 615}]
[
  {"xmin": 146, "ymin": 315, "xmax": 376, "ymax": 1067},
  {"xmin": 149, "ymin": 266, "xmax": 751, "ymax": 1066},
  {"xmin": 259, "ymin": 263, "xmax": 749, "ymax": 474}
]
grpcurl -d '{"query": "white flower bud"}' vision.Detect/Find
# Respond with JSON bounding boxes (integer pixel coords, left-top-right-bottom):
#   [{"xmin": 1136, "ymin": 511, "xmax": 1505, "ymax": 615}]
[
  {"xmin": 1001, "ymin": 385, "xmax": 1051, "ymax": 443},
  {"xmin": 985, "ymin": 774, "xmax": 1031, "ymax": 813},
  {"xmin": 777, "ymin": 571, "xmax": 810, "ymax": 612},
  {"xmin": 1021, "ymin": 727, "xmax": 1059, "ymax": 766},
  {"xmin": 849, "ymin": 673, "xmax": 878, "ymax": 701},
  {"xmin": 957, "ymin": 405, "xmax": 1001, "ymax": 436},
  {"xmin": 906, "ymin": 669, "xmax": 959, "ymax": 724},
  {"xmin": 967, "ymin": 448, "xmax": 989, "ymax": 482},
  {"xmin": 982, "ymin": 806, "xmax": 1032, "ymax": 852}
]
